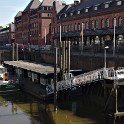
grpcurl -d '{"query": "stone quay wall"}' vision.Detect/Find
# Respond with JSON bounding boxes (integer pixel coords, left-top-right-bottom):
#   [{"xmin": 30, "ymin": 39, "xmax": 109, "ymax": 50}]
[{"xmin": 2, "ymin": 50, "xmax": 124, "ymax": 71}]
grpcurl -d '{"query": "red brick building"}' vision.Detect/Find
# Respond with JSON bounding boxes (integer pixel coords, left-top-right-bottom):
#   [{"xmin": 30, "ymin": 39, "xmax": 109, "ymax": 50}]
[
  {"xmin": 0, "ymin": 23, "xmax": 15, "ymax": 45},
  {"xmin": 14, "ymin": 0, "xmax": 56, "ymax": 46},
  {"xmin": 51, "ymin": 0, "xmax": 124, "ymax": 51}
]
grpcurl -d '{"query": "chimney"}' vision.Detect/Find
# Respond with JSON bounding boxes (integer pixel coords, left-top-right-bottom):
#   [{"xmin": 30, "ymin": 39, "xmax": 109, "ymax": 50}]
[{"xmin": 74, "ymin": 0, "xmax": 79, "ymax": 5}]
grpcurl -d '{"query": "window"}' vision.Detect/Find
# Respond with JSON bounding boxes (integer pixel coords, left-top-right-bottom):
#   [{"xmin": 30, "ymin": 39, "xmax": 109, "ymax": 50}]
[
  {"xmin": 71, "ymin": 24, "xmax": 73, "ymax": 31},
  {"xmin": 106, "ymin": 19, "xmax": 110, "ymax": 28},
  {"xmin": 91, "ymin": 21, "xmax": 95, "ymax": 29},
  {"xmin": 77, "ymin": 23, "xmax": 80, "ymax": 30},
  {"xmin": 71, "ymin": 12, "xmax": 73, "ymax": 16},
  {"xmin": 86, "ymin": 21, "xmax": 89, "ymax": 29},
  {"xmin": 68, "ymin": 24, "xmax": 71, "ymax": 31},
  {"xmin": 101, "ymin": 19, "xmax": 105, "ymax": 28},
  {"xmin": 96, "ymin": 20, "xmax": 98, "ymax": 29},
  {"xmin": 117, "ymin": 0, "xmax": 122, "ymax": 5},
  {"xmin": 113, "ymin": 17, "xmax": 117, "ymax": 27},
  {"xmin": 105, "ymin": 3, "xmax": 109, "ymax": 8},
  {"xmin": 85, "ymin": 8, "xmax": 88, "ymax": 12},
  {"xmin": 119, "ymin": 17, "xmax": 123, "ymax": 26},
  {"xmin": 94, "ymin": 6, "xmax": 98, "ymax": 10},
  {"xmin": 75, "ymin": 23, "xmax": 77, "ymax": 31},
  {"xmin": 77, "ymin": 10, "xmax": 80, "ymax": 14},
  {"xmin": 65, "ymin": 13, "xmax": 67, "ymax": 17}
]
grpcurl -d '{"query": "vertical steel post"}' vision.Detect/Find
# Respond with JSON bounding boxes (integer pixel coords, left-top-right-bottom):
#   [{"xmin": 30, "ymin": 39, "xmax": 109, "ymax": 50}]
[
  {"xmin": 81, "ymin": 23, "xmax": 84, "ymax": 54},
  {"xmin": 54, "ymin": 47, "xmax": 58, "ymax": 111},
  {"xmin": 104, "ymin": 48, "xmax": 106, "ymax": 68},
  {"xmin": 65, "ymin": 41, "xmax": 68, "ymax": 73},
  {"xmin": 62, "ymin": 41, "xmax": 65, "ymax": 79},
  {"xmin": 12, "ymin": 43, "xmax": 15, "ymax": 61},
  {"xmin": 59, "ymin": 41, "xmax": 63, "ymax": 80},
  {"xmin": 67, "ymin": 41, "xmax": 70, "ymax": 73},
  {"xmin": 113, "ymin": 21, "xmax": 116, "ymax": 56},
  {"xmin": 16, "ymin": 43, "xmax": 18, "ymax": 61}
]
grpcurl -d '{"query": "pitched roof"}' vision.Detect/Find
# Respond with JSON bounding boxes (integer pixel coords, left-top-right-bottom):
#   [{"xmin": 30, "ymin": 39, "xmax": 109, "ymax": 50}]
[
  {"xmin": 41, "ymin": 0, "xmax": 56, "ymax": 6},
  {"xmin": 15, "ymin": 11, "xmax": 22, "ymax": 17},
  {"xmin": 23, "ymin": 0, "xmax": 41, "ymax": 12}
]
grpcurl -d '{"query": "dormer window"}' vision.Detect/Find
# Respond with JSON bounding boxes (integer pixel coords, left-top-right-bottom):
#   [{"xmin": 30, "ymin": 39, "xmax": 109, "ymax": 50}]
[
  {"xmin": 77, "ymin": 10, "xmax": 80, "ymax": 14},
  {"xmin": 65, "ymin": 13, "xmax": 67, "ymax": 17},
  {"xmin": 94, "ymin": 6, "xmax": 98, "ymax": 10},
  {"xmin": 105, "ymin": 3, "xmax": 109, "ymax": 8},
  {"xmin": 85, "ymin": 8, "xmax": 88, "ymax": 12},
  {"xmin": 117, "ymin": 0, "xmax": 122, "ymax": 5},
  {"xmin": 71, "ymin": 12, "xmax": 73, "ymax": 16}
]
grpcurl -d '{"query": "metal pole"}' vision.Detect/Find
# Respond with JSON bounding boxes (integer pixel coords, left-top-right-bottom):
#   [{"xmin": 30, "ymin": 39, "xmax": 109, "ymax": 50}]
[
  {"xmin": 45, "ymin": 28, "xmax": 46, "ymax": 46},
  {"xmin": 104, "ymin": 48, "xmax": 106, "ymax": 68},
  {"xmin": 60, "ymin": 25, "xmax": 61, "ymax": 44},
  {"xmin": 67, "ymin": 41, "xmax": 70, "ymax": 73},
  {"xmin": 16, "ymin": 43, "xmax": 18, "ymax": 61},
  {"xmin": 81, "ymin": 23, "xmax": 84, "ymax": 54},
  {"xmin": 12, "ymin": 43, "xmax": 15, "ymax": 61},
  {"xmin": 62, "ymin": 41, "xmax": 65, "ymax": 79},
  {"xmin": 54, "ymin": 47, "xmax": 58, "ymax": 111},
  {"xmin": 113, "ymin": 21, "xmax": 115, "ymax": 56}
]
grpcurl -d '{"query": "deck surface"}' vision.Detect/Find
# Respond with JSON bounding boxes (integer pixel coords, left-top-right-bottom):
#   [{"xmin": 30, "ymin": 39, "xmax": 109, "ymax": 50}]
[{"xmin": 4, "ymin": 60, "xmax": 60, "ymax": 74}]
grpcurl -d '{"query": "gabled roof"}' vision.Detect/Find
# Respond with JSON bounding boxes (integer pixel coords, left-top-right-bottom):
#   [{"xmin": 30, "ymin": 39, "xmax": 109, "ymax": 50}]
[
  {"xmin": 23, "ymin": 0, "xmax": 41, "ymax": 12},
  {"xmin": 15, "ymin": 11, "xmax": 22, "ymax": 17},
  {"xmin": 41, "ymin": 0, "xmax": 55, "ymax": 6}
]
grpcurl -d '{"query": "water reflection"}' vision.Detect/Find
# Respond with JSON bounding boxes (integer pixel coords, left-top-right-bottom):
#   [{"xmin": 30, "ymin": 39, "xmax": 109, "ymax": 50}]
[
  {"xmin": 0, "ymin": 92, "xmax": 49, "ymax": 124},
  {"xmin": 0, "ymin": 92, "xmax": 123, "ymax": 124}
]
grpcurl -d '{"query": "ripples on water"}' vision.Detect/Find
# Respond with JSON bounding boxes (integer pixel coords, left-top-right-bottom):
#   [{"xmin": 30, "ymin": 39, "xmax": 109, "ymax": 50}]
[{"xmin": 0, "ymin": 91, "xmax": 123, "ymax": 124}]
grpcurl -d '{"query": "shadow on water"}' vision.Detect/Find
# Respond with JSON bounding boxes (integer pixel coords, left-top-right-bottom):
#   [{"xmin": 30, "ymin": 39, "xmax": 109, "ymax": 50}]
[{"xmin": 0, "ymin": 91, "xmax": 124, "ymax": 124}]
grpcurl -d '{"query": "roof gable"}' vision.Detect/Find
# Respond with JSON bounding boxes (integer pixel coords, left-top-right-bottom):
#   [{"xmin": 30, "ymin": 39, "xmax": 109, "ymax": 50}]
[
  {"xmin": 15, "ymin": 11, "xmax": 22, "ymax": 17},
  {"xmin": 41, "ymin": 0, "xmax": 55, "ymax": 6},
  {"xmin": 23, "ymin": 0, "xmax": 41, "ymax": 12}
]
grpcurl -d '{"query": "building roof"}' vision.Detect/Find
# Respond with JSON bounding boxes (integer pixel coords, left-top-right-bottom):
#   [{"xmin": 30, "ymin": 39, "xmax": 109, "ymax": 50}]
[
  {"xmin": 41, "ymin": 0, "xmax": 55, "ymax": 6},
  {"xmin": 23, "ymin": 0, "xmax": 41, "ymax": 12},
  {"xmin": 58, "ymin": 0, "xmax": 124, "ymax": 19},
  {"xmin": 15, "ymin": 11, "xmax": 22, "ymax": 17}
]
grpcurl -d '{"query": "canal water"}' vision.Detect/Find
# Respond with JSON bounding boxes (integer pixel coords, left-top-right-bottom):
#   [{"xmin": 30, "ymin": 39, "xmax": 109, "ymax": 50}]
[{"xmin": 0, "ymin": 91, "xmax": 123, "ymax": 124}]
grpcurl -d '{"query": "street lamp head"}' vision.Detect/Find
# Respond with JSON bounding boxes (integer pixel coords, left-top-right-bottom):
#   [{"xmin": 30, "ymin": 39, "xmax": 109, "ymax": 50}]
[{"xmin": 105, "ymin": 46, "xmax": 109, "ymax": 49}]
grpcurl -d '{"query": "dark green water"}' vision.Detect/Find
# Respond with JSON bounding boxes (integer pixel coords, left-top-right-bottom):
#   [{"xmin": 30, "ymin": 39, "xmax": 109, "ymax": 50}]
[{"xmin": 0, "ymin": 91, "xmax": 123, "ymax": 124}]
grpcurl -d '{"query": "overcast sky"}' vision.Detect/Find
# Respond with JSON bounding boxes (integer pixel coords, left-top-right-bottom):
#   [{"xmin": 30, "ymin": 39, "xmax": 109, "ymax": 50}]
[{"xmin": 0, "ymin": 0, "xmax": 74, "ymax": 26}]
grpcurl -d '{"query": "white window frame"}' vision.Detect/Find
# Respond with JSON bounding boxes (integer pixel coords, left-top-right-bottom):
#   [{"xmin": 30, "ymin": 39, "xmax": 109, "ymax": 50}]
[
  {"xmin": 85, "ymin": 8, "xmax": 88, "ymax": 12},
  {"xmin": 77, "ymin": 10, "xmax": 80, "ymax": 14},
  {"xmin": 94, "ymin": 6, "xmax": 98, "ymax": 10},
  {"xmin": 119, "ymin": 17, "xmax": 123, "ymax": 26},
  {"xmin": 117, "ymin": 0, "xmax": 122, "ymax": 5},
  {"xmin": 105, "ymin": 3, "xmax": 109, "ymax": 8}
]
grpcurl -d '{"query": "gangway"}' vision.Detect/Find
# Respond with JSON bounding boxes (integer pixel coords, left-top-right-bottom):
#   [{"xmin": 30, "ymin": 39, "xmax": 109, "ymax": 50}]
[{"xmin": 46, "ymin": 67, "xmax": 124, "ymax": 95}]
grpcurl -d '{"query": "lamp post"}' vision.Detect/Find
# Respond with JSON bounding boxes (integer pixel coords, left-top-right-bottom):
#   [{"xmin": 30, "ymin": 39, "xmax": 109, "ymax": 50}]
[{"xmin": 104, "ymin": 46, "xmax": 109, "ymax": 68}]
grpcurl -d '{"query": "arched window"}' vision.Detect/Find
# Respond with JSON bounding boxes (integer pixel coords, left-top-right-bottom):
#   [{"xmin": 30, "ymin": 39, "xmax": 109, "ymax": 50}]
[
  {"xmin": 71, "ymin": 24, "xmax": 73, "ymax": 31},
  {"xmin": 113, "ymin": 17, "xmax": 117, "ymax": 27},
  {"xmin": 91, "ymin": 21, "xmax": 94, "ymax": 29},
  {"xmin": 75, "ymin": 23, "xmax": 77, "ymax": 31},
  {"xmin": 101, "ymin": 19, "xmax": 104, "ymax": 28},
  {"xmin": 96, "ymin": 20, "xmax": 98, "ymax": 29},
  {"xmin": 65, "ymin": 25, "xmax": 67, "ymax": 32},
  {"xmin": 106, "ymin": 19, "xmax": 109, "ymax": 28},
  {"xmin": 86, "ymin": 21, "xmax": 89, "ymax": 29},
  {"xmin": 77, "ymin": 23, "xmax": 80, "ymax": 31},
  {"xmin": 119, "ymin": 17, "xmax": 123, "ymax": 26},
  {"xmin": 68, "ymin": 24, "xmax": 71, "ymax": 31}
]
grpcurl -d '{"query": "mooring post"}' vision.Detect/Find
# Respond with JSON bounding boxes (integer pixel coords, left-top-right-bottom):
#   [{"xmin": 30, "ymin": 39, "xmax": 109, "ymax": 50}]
[
  {"xmin": 16, "ymin": 43, "xmax": 18, "ymax": 61},
  {"xmin": 12, "ymin": 43, "xmax": 15, "ymax": 61},
  {"xmin": 54, "ymin": 47, "xmax": 58, "ymax": 111}
]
